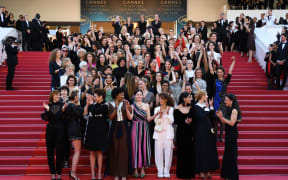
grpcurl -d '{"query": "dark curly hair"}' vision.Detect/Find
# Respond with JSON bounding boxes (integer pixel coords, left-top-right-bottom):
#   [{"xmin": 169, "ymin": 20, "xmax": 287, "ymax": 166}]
[
  {"xmin": 111, "ymin": 87, "xmax": 125, "ymax": 99},
  {"xmin": 224, "ymin": 93, "xmax": 242, "ymax": 121}
]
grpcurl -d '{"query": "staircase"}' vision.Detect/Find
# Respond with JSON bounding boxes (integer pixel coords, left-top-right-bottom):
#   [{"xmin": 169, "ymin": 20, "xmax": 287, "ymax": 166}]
[{"xmin": 0, "ymin": 51, "xmax": 288, "ymax": 176}]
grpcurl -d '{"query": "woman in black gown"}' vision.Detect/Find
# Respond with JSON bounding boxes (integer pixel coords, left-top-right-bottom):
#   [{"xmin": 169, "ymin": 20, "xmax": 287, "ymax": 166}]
[
  {"xmin": 64, "ymin": 90, "xmax": 83, "ymax": 180},
  {"xmin": 174, "ymin": 92, "xmax": 194, "ymax": 179},
  {"xmin": 84, "ymin": 89, "xmax": 109, "ymax": 180},
  {"xmin": 216, "ymin": 93, "xmax": 241, "ymax": 180},
  {"xmin": 193, "ymin": 91, "xmax": 219, "ymax": 179}
]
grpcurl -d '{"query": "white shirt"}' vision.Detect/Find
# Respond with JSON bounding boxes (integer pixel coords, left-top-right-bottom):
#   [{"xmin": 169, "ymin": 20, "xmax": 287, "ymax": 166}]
[
  {"xmin": 0, "ymin": 13, "xmax": 4, "ymax": 22},
  {"xmin": 282, "ymin": 41, "xmax": 287, "ymax": 49},
  {"xmin": 265, "ymin": 15, "xmax": 275, "ymax": 26}
]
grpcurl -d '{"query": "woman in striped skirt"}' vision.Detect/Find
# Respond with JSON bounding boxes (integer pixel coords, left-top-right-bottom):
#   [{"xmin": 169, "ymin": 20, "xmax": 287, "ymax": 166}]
[{"xmin": 126, "ymin": 89, "xmax": 160, "ymax": 178}]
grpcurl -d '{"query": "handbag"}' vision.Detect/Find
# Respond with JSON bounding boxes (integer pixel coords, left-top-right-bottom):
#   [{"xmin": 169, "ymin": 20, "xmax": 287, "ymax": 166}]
[{"xmin": 154, "ymin": 120, "xmax": 163, "ymax": 133}]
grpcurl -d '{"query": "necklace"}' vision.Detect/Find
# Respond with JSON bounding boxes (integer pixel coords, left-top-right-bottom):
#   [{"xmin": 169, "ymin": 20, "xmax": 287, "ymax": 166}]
[{"xmin": 136, "ymin": 102, "xmax": 142, "ymax": 108}]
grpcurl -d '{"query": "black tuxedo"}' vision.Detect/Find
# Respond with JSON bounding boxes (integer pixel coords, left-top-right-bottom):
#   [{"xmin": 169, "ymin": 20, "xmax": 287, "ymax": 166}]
[
  {"xmin": 0, "ymin": 12, "xmax": 7, "ymax": 27},
  {"xmin": 199, "ymin": 26, "xmax": 208, "ymax": 42},
  {"xmin": 276, "ymin": 41, "xmax": 288, "ymax": 89},
  {"xmin": 256, "ymin": 19, "xmax": 265, "ymax": 27},
  {"xmin": 5, "ymin": 45, "xmax": 19, "ymax": 90},
  {"xmin": 216, "ymin": 19, "xmax": 228, "ymax": 49},
  {"xmin": 21, "ymin": 20, "xmax": 31, "ymax": 51},
  {"xmin": 138, "ymin": 21, "xmax": 147, "ymax": 35},
  {"xmin": 112, "ymin": 21, "xmax": 121, "ymax": 35},
  {"xmin": 30, "ymin": 18, "xmax": 42, "ymax": 51},
  {"xmin": 151, "ymin": 20, "xmax": 161, "ymax": 35}
]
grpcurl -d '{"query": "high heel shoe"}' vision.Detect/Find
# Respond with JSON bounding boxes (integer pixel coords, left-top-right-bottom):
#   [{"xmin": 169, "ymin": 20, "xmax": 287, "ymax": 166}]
[
  {"xmin": 140, "ymin": 173, "xmax": 145, "ymax": 178},
  {"xmin": 69, "ymin": 171, "xmax": 80, "ymax": 180}
]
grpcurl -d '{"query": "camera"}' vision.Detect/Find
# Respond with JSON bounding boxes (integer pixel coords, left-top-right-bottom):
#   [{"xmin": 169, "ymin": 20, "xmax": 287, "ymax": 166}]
[{"xmin": 2, "ymin": 36, "xmax": 21, "ymax": 47}]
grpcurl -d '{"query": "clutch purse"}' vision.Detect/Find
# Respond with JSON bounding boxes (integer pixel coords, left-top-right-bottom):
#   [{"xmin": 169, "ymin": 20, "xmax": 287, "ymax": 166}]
[{"xmin": 154, "ymin": 119, "xmax": 163, "ymax": 133}]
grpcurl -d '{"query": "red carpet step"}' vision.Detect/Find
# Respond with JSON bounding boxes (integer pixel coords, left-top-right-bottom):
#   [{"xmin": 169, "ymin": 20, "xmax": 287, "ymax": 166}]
[{"xmin": 0, "ymin": 51, "xmax": 288, "ymax": 177}]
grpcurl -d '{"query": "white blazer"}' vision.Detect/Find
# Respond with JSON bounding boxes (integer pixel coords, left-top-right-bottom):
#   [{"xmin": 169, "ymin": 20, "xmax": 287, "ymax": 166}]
[{"xmin": 153, "ymin": 106, "xmax": 174, "ymax": 140}]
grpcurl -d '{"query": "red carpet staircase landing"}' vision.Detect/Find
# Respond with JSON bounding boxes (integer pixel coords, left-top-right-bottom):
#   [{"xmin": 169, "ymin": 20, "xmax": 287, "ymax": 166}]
[{"xmin": 0, "ymin": 52, "xmax": 288, "ymax": 177}]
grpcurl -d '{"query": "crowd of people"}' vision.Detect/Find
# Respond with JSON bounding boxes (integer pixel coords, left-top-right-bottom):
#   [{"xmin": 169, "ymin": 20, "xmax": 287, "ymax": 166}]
[
  {"xmin": 44, "ymin": 12, "xmax": 244, "ymax": 180},
  {"xmin": 229, "ymin": 0, "xmax": 288, "ymax": 9},
  {"xmin": 2, "ymin": 3, "xmax": 287, "ymax": 179}
]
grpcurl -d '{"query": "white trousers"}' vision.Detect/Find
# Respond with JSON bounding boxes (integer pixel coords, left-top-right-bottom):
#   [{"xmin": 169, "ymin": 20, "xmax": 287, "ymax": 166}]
[{"xmin": 154, "ymin": 135, "xmax": 173, "ymax": 176}]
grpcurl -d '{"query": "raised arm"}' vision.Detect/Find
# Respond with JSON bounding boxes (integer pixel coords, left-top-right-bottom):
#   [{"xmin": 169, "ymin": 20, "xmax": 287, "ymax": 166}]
[{"xmin": 228, "ymin": 56, "xmax": 236, "ymax": 75}]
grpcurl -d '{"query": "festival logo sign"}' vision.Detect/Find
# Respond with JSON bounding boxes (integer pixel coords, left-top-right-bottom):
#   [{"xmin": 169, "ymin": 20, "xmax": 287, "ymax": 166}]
[{"xmin": 80, "ymin": 0, "xmax": 187, "ymax": 34}]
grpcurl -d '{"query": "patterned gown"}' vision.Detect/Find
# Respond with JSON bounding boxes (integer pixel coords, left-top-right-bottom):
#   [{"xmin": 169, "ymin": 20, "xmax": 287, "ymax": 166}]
[{"xmin": 131, "ymin": 104, "xmax": 151, "ymax": 169}]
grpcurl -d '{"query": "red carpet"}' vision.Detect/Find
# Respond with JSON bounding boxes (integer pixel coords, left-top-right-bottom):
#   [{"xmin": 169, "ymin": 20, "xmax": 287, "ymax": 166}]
[{"xmin": 0, "ymin": 51, "xmax": 288, "ymax": 179}]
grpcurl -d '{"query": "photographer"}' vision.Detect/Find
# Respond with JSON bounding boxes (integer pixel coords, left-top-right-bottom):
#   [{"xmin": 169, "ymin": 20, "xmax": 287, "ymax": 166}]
[{"xmin": 5, "ymin": 37, "xmax": 20, "ymax": 90}]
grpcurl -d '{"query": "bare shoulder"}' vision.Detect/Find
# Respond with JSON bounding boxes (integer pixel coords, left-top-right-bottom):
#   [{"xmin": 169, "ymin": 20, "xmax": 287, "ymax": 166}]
[{"xmin": 143, "ymin": 103, "xmax": 149, "ymax": 110}]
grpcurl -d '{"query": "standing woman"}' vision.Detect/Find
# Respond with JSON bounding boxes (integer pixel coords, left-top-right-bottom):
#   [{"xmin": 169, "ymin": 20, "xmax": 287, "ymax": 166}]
[
  {"xmin": 244, "ymin": 16, "xmax": 256, "ymax": 63},
  {"xmin": 104, "ymin": 73, "xmax": 115, "ymax": 103},
  {"xmin": 43, "ymin": 90, "xmax": 65, "ymax": 180},
  {"xmin": 238, "ymin": 18, "xmax": 248, "ymax": 57},
  {"xmin": 216, "ymin": 94, "xmax": 241, "ymax": 180},
  {"xmin": 49, "ymin": 48, "xmax": 62, "ymax": 90},
  {"xmin": 208, "ymin": 57, "xmax": 236, "ymax": 142},
  {"xmin": 193, "ymin": 91, "xmax": 219, "ymax": 179},
  {"xmin": 107, "ymin": 87, "xmax": 132, "ymax": 180},
  {"xmin": 84, "ymin": 89, "xmax": 109, "ymax": 180},
  {"xmin": 152, "ymin": 72, "xmax": 163, "ymax": 95},
  {"xmin": 64, "ymin": 90, "xmax": 83, "ymax": 180},
  {"xmin": 127, "ymin": 90, "xmax": 159, "ymax": 178},
  {"xmin": 153, "ymin": 93, "xmax": 174, "ymax": 178},
  {"xmin": 174, "ymin": 92, "xmax": 194, "ymax": 179}
]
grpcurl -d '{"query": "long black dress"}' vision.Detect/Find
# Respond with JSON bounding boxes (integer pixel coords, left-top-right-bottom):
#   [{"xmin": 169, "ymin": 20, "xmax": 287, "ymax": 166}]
[
  {"xmin": 174, "ymin": 108, "xmax": 195, "ymax": 179},
  {"xmin": 193, "ymin": 103, "xmax": 219, "ymax": 173},
  {"xmin": 221, "ymin": 108, "xmax": 239, "ymax": 180},
  {"xmin": 84, "ymin": 102, "xmax": 109, "ymax": 151},
  {"xmin": 238, "ymin": 24, "xmax": 248, "ymax": 52},
  {"xmin": 65, "ymin": 103, "xmax": 83, "ymax": 141}
]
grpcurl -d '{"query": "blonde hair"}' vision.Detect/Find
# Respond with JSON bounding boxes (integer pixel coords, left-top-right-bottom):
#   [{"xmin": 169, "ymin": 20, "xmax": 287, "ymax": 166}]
[
  {"xmin": 61, "ymin": 58, "xmax": 71, "ymax": 69},
  {"xmin": 121, "ymin": 25, "xmax": 127, "ymax": 33},
  {"xmin": 195, "ymin": 90, "xmax": 207, "ymax": 101}
]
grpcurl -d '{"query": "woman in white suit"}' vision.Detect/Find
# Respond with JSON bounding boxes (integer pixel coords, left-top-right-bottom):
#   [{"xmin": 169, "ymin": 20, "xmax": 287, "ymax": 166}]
[{"xmin": 153, "ymin": 93, "xmax": 175, "ymax": 178}]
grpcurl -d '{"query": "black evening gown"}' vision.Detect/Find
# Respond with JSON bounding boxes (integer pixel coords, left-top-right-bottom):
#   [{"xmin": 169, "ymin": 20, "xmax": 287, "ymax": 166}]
[
  {"xmin": 84, "ymin": 102, "xmax": 109, "ymax": 151},
  {"xmin": 65, "ymin": 103, "xmax": 83, "ymax": 141},
  {"xmin": 238, "ymin": 25, "xmax": 248, "ymax": 52},
  {"xmin": 193, "ymin": 105, "xmax": 219, "ymax": 173},
  {"xmin": 221, "ymin": 108, "xmax": 239, "ymax": 180},
  {"xmin": 174, "ymin": 108, "xmax": 195, "ymax": 179}
]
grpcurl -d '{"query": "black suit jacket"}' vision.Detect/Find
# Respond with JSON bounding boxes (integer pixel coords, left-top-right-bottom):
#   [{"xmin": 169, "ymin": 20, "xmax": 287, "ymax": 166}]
[
  {"xmin": 256, "ymin": 19, "xmax": 265, "ymax": 27},
  {"xmin": 5, "ymin": 45, "xmax": 19, "ymax": 66},
  {"xmin": 277, "ymin": 42, "xmax": 288, "ymax": 61},
  {"xmin": 216, "ymin": 19, "xmax": 228, "ymax": 35},
  {"xmin": 125, "ymin": 23, "xmax": 134, "ymax": 35},
  {"xmin": 21, "ymin": 21, "xmax": 31, "ymax": 34},
  {"xmin": 0, "ymin": 12, "xmax": 7, "ymax": 27},
  {"xmin": 16, "ymin": 20, "xmax": 22, "ymax": 31},
  {"xmin": 31, "ymin": 18, "xmax": 42, "ymax": 37},
  {"xmin": 112, "ymin": 21, "xmax": 121, "ymax": 35},
  {"xmin": 199, "ymin": 26, "xmax": 208, "ymax": 41},
  {"xmin": 151, "ymin": 20, "xmax": 161, "ymax": 35},
  {"xmin": 138, "ymin": 21, "xmax": 147, "ymax": 35}
]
